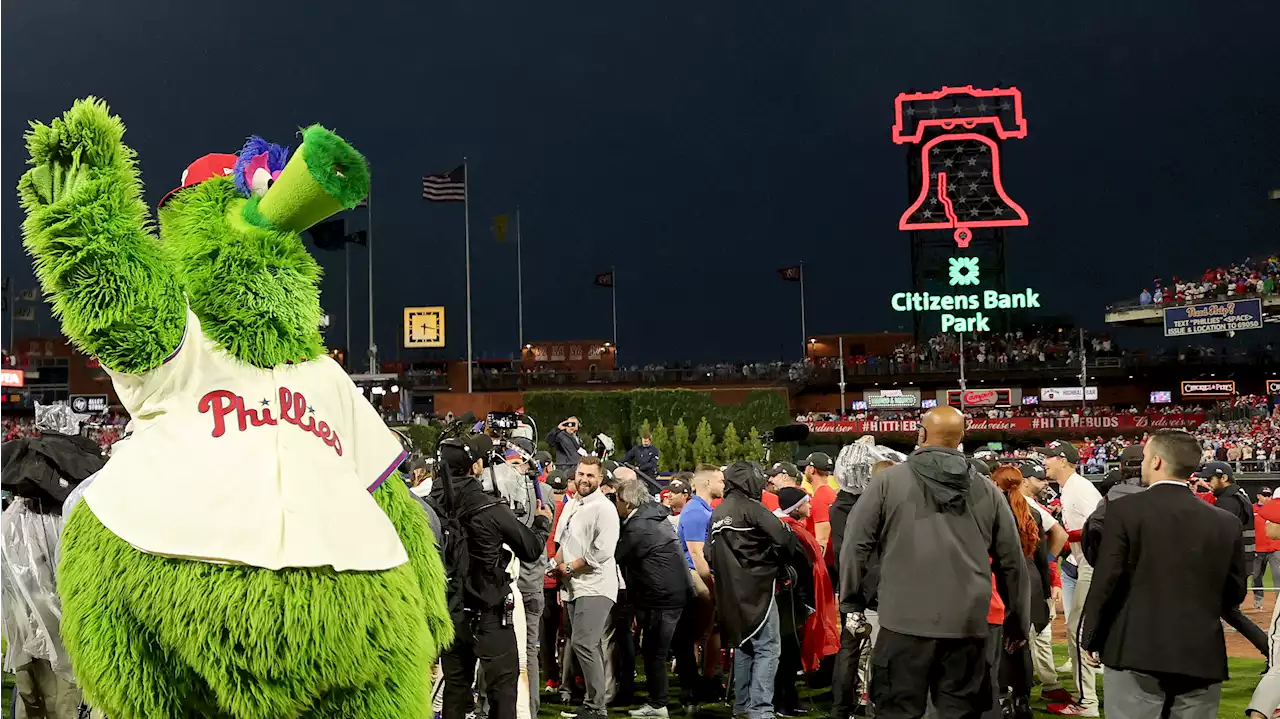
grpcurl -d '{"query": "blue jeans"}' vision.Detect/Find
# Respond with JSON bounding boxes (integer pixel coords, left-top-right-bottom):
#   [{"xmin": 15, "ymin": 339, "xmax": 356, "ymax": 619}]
[{"xmin": 733, "ymin": 599, "xmax": 781, "ymax": 719}]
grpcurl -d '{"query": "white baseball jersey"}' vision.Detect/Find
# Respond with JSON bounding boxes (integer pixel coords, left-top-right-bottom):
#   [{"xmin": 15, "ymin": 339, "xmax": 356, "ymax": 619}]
[{"xmin": 84, "ymin": 306, "xmax": 409, "ymax": 572}]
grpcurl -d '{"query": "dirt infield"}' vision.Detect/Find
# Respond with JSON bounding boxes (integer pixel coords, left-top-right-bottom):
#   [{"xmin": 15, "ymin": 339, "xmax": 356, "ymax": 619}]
[{"xmin": 1051, "ymin": 591, "xmax": 1276, "ymax": 659}]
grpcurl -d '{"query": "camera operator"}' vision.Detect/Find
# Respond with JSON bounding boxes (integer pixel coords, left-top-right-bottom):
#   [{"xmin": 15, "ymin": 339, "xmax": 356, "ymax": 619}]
[
  {"xmin": 548, "ymin": 417, "xmax": 589, "ymax": 468},
  {"xmin": 433, "ymin": 435, "xmax": 554, "ymax": 719},
  {"xmin": 507, "ymin": 438, "xmax": 555, "ymax": 719}
]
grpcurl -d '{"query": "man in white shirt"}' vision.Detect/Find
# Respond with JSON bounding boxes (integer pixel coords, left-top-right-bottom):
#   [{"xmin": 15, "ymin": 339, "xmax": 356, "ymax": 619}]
[
  {"xmin": 1036, "ymin": 440, "xmax": 1102, "ymax": 717},
  {"xmin": 553, "ymin": 457, "xmax": 620, "ymax": 719}
]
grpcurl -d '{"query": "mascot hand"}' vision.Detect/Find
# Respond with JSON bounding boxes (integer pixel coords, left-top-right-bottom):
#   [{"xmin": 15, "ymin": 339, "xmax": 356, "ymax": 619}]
[{"xmin": 19, "ymin": 98, "xmax": 128, "ymax": 210}]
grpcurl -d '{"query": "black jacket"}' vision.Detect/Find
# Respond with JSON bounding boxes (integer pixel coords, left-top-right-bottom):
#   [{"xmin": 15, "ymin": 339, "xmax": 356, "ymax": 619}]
[
  {"xmin": 546, "ymin": 428, "xmax": 586, "ymax": 469},
  {"xmin": 1081, "ymin": 483, "xmax": 1247, "ymax": 683},
  {"xmin": 1215, "ymin": 483, "xmax": 1255, "ymax": 551},
  {"xmin": 621, "ymin": 444, "xmax": 660, "ymax": 478},
  {"xmin": 430, "ymin": 475, "xmax": 551, "ymax": 614},
  {"xmin": 707, "ymin": 462, "xmax": 804, "ymax": 647},
  {"xmin": 2, "ymin": 433, "xmax": 104, "ymax": 508},
  {"xmin": 616, "ymin": 501, "xmax": 692, "ymax": 609},
  {"xmin": 830, "ymin": 489, "xmax": 879, "ymax": 611}
]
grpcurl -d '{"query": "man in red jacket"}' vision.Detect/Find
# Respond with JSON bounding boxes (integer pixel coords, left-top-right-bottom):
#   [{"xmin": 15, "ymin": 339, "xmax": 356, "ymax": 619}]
[{"xmin": 1254, "ymin": 488, "xmax": 1278, "ymax": 610}]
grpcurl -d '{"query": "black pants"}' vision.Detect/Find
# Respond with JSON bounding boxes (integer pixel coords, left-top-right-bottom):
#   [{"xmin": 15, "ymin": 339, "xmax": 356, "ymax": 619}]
[
  {"xmin": 637, "ymin": 606, "xmax": 683, "ymax": 707},
  {"xmin": 611, "ymin": 592, "xmax": 637, "ymax": 703},
  {"xmin": 1224, "ymin": 605, "xmax": 1270, "ymax": 658},
  {"xmin": 777, "ymin": 627, "xmax": 805, "ymax": 713},
  {"xmin": 442, "ymin": 610, "xmax": 520, "ymax": 719},
  {"xmin": 672, "ymin": 594, "xmax": 706, "ymax": 704},
  {"xmin": 831, "ymin": 620, "xmax": 863, "ymax": 719},
  {"xmin": 542, "ymin": 588, "xmax": 562, "ymax": 683},
  {"xmin": 870, "ymin": 628, "xmax": 991, "ymax": 719}
]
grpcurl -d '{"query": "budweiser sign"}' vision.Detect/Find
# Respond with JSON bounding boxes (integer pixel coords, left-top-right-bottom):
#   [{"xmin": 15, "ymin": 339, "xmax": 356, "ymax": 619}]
[{"xmin": 804, "ymin": 414, "xmax": 1205, "ymax": 435}]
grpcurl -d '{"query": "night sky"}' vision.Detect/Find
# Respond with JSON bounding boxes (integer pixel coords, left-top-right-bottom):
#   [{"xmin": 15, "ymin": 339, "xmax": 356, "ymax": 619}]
[{"xmin": 4, "ymin": 0, "xmax": 1279, "ymax": 365}]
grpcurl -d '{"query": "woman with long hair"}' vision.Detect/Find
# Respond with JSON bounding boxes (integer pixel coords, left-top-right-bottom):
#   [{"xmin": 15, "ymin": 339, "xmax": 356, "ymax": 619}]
[{"xmin": 991, "ymin": 464, "xmax": 1053, "ymax": 719}]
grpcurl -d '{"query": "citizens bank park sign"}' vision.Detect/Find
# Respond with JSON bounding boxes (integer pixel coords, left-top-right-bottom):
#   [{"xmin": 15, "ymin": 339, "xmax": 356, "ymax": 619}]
[
  {"xmin": 804, "ymin": 414, "xmax": 1205, "ymax": 436},
  {"xmin": 889, "ymin": 85, "xmax": 1039, "ymax": 333}
]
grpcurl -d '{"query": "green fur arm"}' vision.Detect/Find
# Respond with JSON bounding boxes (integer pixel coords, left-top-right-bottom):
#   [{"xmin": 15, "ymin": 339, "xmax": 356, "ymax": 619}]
[
  {"xmin": 17, "ymin": 98, "xmax": 184, "ymax": 374},
  {"xmin": 372, "ymin": 476, "xmax": 455, "ymax": 655}
]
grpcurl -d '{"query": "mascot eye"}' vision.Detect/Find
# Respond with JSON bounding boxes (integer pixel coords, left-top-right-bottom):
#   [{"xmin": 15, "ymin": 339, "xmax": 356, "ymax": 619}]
[{"xmin": 250, "ymin": 167, "xmax": 273, "ymax": 198}]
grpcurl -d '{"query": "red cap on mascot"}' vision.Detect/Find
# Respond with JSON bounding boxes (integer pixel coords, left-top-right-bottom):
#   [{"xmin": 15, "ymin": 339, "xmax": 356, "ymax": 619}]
[{"xmin": 158, "ymin": 153, "xmax": 239, "ymax": 208}]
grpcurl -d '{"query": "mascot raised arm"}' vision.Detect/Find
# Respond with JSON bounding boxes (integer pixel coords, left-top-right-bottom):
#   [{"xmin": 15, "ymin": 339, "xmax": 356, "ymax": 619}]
[{"xmin": 18, "ymin": 98, "xmax": 451, "ymax": 719}]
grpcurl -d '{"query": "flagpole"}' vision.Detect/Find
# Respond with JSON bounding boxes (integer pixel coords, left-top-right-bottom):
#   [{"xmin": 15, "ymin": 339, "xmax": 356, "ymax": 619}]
[
  {"xmin": 611, "ymin": 265, "xmax": 618, "ymax": 358},
  {"xmin": 366, "ymin": 175, "xmax": 376, "ymax": 374},
  {"xmin": 516, "ymin": 207, "xmax": 524, "ymax": 352},
  {"xmin": 345, "ymin": 241, "xmax": 351, "ymax": 367},
  {"xmin": 799, "ymin": 262, "xmax": 808, "ymax": 359},
  {"xmin": 464, "ymin": 158, "xmax": 473, "ymax": 393}
]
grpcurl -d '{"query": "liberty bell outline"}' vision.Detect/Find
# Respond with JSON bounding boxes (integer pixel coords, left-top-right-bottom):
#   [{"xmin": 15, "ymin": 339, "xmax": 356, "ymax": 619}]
[{"xmin": 892, "ymin": 85, "xmax": 1029, "ymax": 248}]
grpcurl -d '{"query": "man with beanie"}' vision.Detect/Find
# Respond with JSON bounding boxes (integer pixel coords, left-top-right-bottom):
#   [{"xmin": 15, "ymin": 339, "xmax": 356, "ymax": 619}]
[
  {"xmin": 841, "ymin": 407, "xmax": 1028, "ymax": 719},
  {"xmin": 707, "ymin": 461, "xmax": 805, "ymax": 719},
  {"xmin": 433, "ymin": 435, "xmax": 554, "ymax": 719}
]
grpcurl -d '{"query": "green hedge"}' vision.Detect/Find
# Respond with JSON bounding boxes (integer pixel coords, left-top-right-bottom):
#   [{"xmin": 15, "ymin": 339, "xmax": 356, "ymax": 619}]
[{"xmin": 522, "ymin": 388, "xmax": 790, "ymax": 469}]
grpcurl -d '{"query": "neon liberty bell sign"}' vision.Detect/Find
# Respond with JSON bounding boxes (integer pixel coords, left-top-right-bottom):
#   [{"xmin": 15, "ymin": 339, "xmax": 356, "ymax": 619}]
[{"xmin": 889, "ymin": 85, "xmax": 1039, "ymax": 332}]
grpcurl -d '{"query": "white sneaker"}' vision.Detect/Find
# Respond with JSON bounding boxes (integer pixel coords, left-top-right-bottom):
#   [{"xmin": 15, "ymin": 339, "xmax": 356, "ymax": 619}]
[
  {"xmin": 1056, "ymin": 661, "xmax": 1074, "ymax": 673},
  {"xmin": 629, "ymin": 706, "xmax": 670, "ymax": 718}
]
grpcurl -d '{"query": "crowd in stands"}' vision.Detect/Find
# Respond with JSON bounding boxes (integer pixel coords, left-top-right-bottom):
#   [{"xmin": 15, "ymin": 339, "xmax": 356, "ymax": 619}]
[
  {"xmin": 1139, "ymin": 252, "xmax": 1279, "ymax": 306},
  {"xmin": 796, "ymin": 403, "xmax": 1205, "ymax": 424}
]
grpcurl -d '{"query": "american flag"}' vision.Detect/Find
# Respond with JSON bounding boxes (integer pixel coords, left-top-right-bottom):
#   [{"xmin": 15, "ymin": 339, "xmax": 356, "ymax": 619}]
[{"xmin": 422, "ymin": 165, "xmax": 466, "ymax": 202}]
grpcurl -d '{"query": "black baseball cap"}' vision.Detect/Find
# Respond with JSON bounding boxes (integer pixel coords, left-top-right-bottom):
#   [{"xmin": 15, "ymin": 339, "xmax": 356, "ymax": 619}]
[
  {"xmin": 1031, "ymin": 440, "xmax": 1079, "ymax": 464},
  {"xmin": 666, "ymin": 477, "xmax": 693, "ymax": 495},
  {"xmin": 800, "ymin": 452, "xmax": 834, "ymax": 472},
  {"xmin": 1194, "ymin": 461, "xmax": 1233, "ymax": 482},
  {"xmin": 1018, "ymin": 460, "xmax": 1047, "ymax": 480},
  {"xmin": 1261, "ymin": 487, "xmax": 1273, "ymax": 497},
  {"xmin": 765, "ymin": 461, "xmax": 803, "ymax": 479}
]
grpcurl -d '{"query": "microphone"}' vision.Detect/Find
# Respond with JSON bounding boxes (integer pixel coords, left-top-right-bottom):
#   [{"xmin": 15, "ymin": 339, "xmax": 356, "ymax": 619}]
[{"xmin": 770, "ymin": 424, "xmax": 811, "ymax": 443}]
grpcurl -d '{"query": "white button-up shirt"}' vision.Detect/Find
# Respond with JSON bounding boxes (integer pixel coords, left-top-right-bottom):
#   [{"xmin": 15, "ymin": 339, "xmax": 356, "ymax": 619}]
[
  {"xmin": 84, "ymin": 307, "xmax": 408, "ymax": 572},
  {"xmin": 558, "ymin": 489, "xmax": 621, "ymax": 602},
  {"xmin": 1059, "ymin": 472, "xmax": 1103, "ymax": 568}
]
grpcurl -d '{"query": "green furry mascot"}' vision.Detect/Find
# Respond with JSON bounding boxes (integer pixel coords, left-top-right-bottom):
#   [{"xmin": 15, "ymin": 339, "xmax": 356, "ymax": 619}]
[{"xmin": 17, "ymin": 98, "xmax": 452, "ymax": 719}]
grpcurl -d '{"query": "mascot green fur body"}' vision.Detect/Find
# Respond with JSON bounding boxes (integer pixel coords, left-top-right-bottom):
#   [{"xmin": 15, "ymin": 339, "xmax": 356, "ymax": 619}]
[{"xmin": 18, "ymin": 98, "xmax": 452, "ymax": 719}]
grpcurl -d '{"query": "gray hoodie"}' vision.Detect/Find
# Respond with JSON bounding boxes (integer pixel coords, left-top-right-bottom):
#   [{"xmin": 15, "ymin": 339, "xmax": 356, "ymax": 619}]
[{"xmin": 840, "ymin": 446, "xmax": 1029, "ymax": 640}]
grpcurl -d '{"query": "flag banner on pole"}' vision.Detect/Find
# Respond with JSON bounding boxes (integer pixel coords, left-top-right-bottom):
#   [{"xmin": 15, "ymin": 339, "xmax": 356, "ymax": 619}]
[
  {"xmin": 422, "ymin": 165, "xmax": 466, "ymax": 202},
  {"xmin": 13, "ymin": 306, "xmax": 35, "ymax": 321},
  {"xmin": 594, "ymin": 272, "xmax": 615, "ymax": 288},
  {"xmin": 492, "ymin": 214, "xmax": 509, "ymax": 243},
  {"xmin": 778, "ymin": 266, "xmax": 802, "ymax": 282}
]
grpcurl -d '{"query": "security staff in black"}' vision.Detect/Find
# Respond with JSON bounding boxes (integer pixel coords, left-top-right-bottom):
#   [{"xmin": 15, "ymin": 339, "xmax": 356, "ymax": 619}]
[{"xmin": 432, "ymin": 436, "xmax": 553, "ymax": 719}]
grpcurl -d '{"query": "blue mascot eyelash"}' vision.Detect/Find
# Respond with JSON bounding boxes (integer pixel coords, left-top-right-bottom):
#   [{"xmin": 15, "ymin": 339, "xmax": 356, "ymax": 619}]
[{"xmin": 233, "ymin": 136, "xmax": 290, "ymax": 197}]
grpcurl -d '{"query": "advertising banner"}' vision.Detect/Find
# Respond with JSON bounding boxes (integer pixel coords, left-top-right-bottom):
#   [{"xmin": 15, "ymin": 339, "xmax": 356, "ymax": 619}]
[
  {"xmin": 945, "ymin": 388, "xmax": 1013, "ymax": 407},
  {"xmin": 1163, "ymin": 298, "xmax": 1263, "ymax": 337},
  {"xmin": 1040, "ymin": 387, "xmax": 1098, "ymax": 402},
  {"xmin": 69, "ymin": 394, "xmax": 109, "ymax": 414},
  {"xmin": 804, "ymin": 414, "xmax": 1205, "ymax": 435},
  {"xmin": 0, "ymin": 369, "xmax": 24, "ymax": 388},
  {"xmin": 1180, "ymin": 380, "xmax": 1236, "ymax": 398},
  {"xmin": 865, "ymin": 388, "xmax": 922, "ymax": 409}
]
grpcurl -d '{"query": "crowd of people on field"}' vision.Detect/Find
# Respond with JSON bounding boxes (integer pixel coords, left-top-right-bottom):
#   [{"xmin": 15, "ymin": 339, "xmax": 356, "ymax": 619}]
[{"xmin": 414, "ymin": 410, "xmax": 1280, "ymax": 719}]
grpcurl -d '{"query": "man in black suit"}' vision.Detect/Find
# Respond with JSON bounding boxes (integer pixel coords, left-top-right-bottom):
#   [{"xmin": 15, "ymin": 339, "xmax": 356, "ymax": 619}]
[{"xmin": 1080, "ymin": 429, "xmax": 1247, "ymax": 719}]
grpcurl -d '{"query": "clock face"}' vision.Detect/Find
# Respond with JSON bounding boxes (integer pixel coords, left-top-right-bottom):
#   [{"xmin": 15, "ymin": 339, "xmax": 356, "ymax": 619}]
[{"xmin": 404, "ymin": 306, "xmax": 446, "ymax": 348}]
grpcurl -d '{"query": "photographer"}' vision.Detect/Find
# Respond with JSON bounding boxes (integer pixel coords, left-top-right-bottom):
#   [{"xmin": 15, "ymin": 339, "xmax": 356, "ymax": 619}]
[
  {"xmin": 548, "ymin": 417, "xmax": 589, "ymax": 468},
  {"xmin": 432, "ymin": 435, "xmax": 554, "ymax": 719}
]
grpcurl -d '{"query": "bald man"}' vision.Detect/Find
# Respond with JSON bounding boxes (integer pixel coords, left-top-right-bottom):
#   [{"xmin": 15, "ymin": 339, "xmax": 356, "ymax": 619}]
[{"xmin": 840, "ymin": 406, "xmax": 1029, "ymax": 719}]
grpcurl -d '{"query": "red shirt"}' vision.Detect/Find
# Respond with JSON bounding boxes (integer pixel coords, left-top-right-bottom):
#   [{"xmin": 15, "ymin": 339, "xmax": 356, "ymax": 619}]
[
  {"xmin": 811, "ymin": 484, "xmax": 838, "ymax": 552},
  {"xmin": 761, "ymin": 491, "xmax": 780, "ymax": 512},
  {"xmin": 1255, "ymin": 506, "xmax": 1280, "ymax": 553},
  {"xmin": 987, "ymin": 574, "xmax": 1005, "ymax": 625}
]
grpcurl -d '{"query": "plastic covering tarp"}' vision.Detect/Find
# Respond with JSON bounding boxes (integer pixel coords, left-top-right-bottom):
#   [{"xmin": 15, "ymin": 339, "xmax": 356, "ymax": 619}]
[
  {"xmin": 834, "ymin": 436, "xmax": 908, "ymax": 495},
  {"xmin": 1, "ymin": 498, "xmax": 73, "ymax": 678}
]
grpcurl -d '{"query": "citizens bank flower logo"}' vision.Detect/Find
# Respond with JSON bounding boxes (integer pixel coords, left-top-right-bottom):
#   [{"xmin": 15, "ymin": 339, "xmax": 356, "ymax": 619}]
[{"xmin": 948, "ymin": 256, "xmax": 980, "ymax": 286}]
